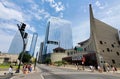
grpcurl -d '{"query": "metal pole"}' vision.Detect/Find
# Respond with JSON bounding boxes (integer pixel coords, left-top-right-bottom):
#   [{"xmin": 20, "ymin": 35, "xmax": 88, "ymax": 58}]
[
  {"xmin": 16, "ymin": 24, "xmax": 26, "ymax": 73},
  {"xmin": 16, "ymin": 39, "xmax": 26, "ymax": 73},
  {"xmin": 34, "ymin": 52, "xmax": 38, "ymax": 70}
]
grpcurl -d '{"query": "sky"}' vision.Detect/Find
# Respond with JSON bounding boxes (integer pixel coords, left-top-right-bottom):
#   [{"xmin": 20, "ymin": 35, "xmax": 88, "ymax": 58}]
[{"xmin": 0, "ymin": 0, "xmax": 120, "ymax": 54}]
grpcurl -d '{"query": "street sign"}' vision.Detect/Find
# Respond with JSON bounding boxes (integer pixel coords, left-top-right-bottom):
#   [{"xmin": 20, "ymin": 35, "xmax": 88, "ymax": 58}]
[{"xmin": 47, "ymin": 40, "xmax": 58, "ymax": 45}]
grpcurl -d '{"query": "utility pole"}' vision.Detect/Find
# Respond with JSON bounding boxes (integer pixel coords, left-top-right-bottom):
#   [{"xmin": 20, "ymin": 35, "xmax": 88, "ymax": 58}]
[
  {"xmin": 34, "ymin": 52, "xmax": 38, "ymax": 70},
  {"xmin": 16, "ymin": 23, "xmax": 28, "ymax": 73}
]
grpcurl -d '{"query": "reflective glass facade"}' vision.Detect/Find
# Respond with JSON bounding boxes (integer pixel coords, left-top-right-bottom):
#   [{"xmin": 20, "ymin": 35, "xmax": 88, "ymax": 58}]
[
  {"xmin": 44, "ymin": 17, "xmax": 73, "ymax": 54},
  {"xmin": 29, "ymin": 33, "xmax": 38, "ymax": 56},
  {"xmin": 8, "ymin": 32, "xmax": 23, "ymax": 54}
]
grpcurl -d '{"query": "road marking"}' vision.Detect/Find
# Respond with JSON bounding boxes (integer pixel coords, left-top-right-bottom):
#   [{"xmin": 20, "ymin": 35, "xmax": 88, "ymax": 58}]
[{"xmin": 40, "ymin": 74, "xmax": 44, "ymax": 79}]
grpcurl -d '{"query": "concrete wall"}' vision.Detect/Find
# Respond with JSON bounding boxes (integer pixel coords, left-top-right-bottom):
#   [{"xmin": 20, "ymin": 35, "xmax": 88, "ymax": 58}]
[
  {"xmin": 51, "ymin": 52, "xmax": 67, "ymax": 63},
  {"xmin": 0, "ymin": 53, "xmax": 18, "ymax": 64}
]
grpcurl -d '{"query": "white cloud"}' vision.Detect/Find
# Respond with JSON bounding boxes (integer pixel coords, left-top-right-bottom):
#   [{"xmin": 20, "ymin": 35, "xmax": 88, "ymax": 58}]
[
  {"xmin": 38, "ymin": 9, "xmax": 50, "ymax": 19},
  {"xmin": 0, "ymin": 22, "xmax": 17, "ymax": 31},
  {"xmin": 59, "ymin": 12, "xmax": 63, "ymax": 18},
  {"xmin": 95, "ymin": 0, "xmax": 104, "ymax": 9},
  {"xmin": 0, "ymin": 29, "xmax": 14, "ymax": 52},
  {"xmin": 72, "ymin": 21, "xmax": 90, "ymax": 46},
  {"xmin": 48, "ymin": 16, "xmax": 71, "ymax": 25},
  {"xmin": 0, "ymin": 2, "xmax": 24, "ymax": 21},
  {"xmin": 1, "ymin": 0, "xmax": 21, "ymax": 10},
  {"xmin": 94, "ymin": 3, "xmax": 120, "ymax": 30},
  {"xmin": 45, "ymin": 0, "xmax": 65, "ymax": 12},
  {"xmin": 26, "ymin": 23, "xmax": 37, "ymax": 33}
]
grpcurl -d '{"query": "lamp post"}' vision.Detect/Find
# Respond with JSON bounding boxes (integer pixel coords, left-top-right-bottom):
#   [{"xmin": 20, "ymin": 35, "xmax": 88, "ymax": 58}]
[{"xmin": 16, "ymin": 23, "xmax": 28, "ymax": 73}]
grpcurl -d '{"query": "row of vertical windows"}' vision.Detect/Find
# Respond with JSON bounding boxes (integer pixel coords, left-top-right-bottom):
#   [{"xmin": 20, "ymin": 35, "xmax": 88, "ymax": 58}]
[
  {"xmin": 99, "ymin": 41, "xmax": 120, "ymax": 50},
  {"xmin": 99, "ymin": 41, "xmax": 107, "ymax": 44},
  {"xmin": 102, "ymin": 49, "xmax": 120, "ymax": 56},
  {"xmin": 100, "ymin": 41, "xmax": 120, "ymax": 56},
  {"xmin": 99, "ymin": 41, "xmax": 116, "ymax": 48}
]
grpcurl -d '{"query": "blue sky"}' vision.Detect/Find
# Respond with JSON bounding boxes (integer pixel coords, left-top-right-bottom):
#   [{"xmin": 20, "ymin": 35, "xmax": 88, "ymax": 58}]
[{"xmin": 0, "ymin": 0, "xmax": 120, "ymax": 54}]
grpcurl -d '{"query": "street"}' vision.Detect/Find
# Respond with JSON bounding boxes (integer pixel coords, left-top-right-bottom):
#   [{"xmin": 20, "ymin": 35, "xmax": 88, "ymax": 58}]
[{"xmin": 37, "ymin": 64, "xmax": 120, "ymax": 79}]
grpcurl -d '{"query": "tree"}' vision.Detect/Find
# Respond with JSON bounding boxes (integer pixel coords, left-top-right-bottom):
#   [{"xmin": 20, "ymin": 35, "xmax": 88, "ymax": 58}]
[
  {"xmin": 18, "ymin": 52, "xmax": 32, "ymax": 63},
  {"xmin": 45, "ymin": 57, "xmax": 51, "ymax": 65}
]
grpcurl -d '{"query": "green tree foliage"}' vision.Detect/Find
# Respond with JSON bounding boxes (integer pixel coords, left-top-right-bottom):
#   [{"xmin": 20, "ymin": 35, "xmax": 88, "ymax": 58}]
[
  {"xmin": 18, "ymin": 52, "xmax": 32, "ymax": 63},
  {"xmin": 45, "ymin": 57, "xmax": 51, "ymax": 64},
  {"xmin": 54, "ymin": 60, "xmax": 68, "ymax": 66}
]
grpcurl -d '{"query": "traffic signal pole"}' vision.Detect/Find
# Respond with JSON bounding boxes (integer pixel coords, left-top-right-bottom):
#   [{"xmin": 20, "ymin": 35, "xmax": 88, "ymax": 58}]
[{"xmin": 16, "ymin": 23, "xmax": 28, "ymax": 73}]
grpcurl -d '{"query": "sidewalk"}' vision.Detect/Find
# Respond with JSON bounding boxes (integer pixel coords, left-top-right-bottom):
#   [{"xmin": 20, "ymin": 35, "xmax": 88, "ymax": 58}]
[{"xmin": 10, "ymin": 67, "xmax": 43, "ymax": 79}]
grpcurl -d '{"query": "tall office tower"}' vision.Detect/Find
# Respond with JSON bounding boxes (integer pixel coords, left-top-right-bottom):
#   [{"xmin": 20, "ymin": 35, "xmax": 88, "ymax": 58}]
[
  {"xmin": 43, "ymin": 17, "xmax": 73, "ymax": 54},
  {"xmin": 38, "ymin": 42, "xmax": 44, "ymax": 63},
  {"xmin": 29, "ymin": 33, "xmax": 38, "ymax": 56},
  {"xmin": 8, "ymin": 32, "xmax": 23, "ymax": 54},
  {"xmin": 42, "ymin": 22, "xmax": 50, "ymax": 55}
]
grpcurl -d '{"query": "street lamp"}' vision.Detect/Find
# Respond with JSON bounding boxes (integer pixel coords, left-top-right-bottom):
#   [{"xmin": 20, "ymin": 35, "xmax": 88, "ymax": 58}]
[{"xmin": 16, "ymin": 23, "xmax": 28, "ymax": 73}]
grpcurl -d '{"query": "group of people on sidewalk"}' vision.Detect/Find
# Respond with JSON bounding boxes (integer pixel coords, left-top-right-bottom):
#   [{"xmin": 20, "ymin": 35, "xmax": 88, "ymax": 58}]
[
  {"xmin": 89, "ymin": 65, "xmax": 117, "ymax": 73},
  {"xmin": 5, "ymin": 63, "xmax": 33, "ymax": 75},
  {"xmin": 76, "ymin": 63, "xmax": 118, "ymax": 73},
  {"xmin": 22, "ymin": 64, "xmax": 33, "ymax": 74}
]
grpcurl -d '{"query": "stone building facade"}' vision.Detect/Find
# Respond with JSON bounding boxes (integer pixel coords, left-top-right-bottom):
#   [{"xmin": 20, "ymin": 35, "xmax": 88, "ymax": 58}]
[
  {"xmin": 0, "ymin": 53, "xmax": 18, "ymax": 64},
  {"xmin": 79, "ymin": 4, "xmax": 120, "ymax": 67}
]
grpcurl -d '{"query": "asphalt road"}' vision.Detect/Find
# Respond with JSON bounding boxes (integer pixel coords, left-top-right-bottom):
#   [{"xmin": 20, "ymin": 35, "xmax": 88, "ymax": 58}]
[{"xmin": 37, "ymin": 64, "xmax": 120, "ymax": 79}]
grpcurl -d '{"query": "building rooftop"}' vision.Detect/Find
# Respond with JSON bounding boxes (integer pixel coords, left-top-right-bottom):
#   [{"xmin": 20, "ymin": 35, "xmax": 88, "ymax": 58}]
[{"xmin": 53, "ymin": 47, "xmax": 65, "ymax": 53}]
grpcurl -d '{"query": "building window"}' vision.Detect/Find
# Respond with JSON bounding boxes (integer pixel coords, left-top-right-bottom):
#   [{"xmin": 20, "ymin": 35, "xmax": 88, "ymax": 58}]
[
  {"xmin": 103, "ymin": 50, "xmax": 104, "ymax": 52},
  {"xmin": 116, "ymin": 52, "xmax": 119, "ymax": 56},
  {"xmin": 104, "ymin": 42, "xmax": 106, "ymax": 44},
  {"xmin": 107, "ymin": 48, "xmax": 110, "ymax": 52},
  {"xmin": 100, "ymin": 41, "xmax": 103, "ymax": 44},
  {"xmin": 112, "ymin": 59, "xmax": 116, "ymax": 64},
  {"xmin": 67, "ymin": 52, "xmax": 69, "ymax": 55},
  {"xmin": 111, "ymin": 44, "xmax": 114, "ymax": 48},
  {"xmin": 71, "ymin": 52, "xmax": 73, "ymax": 55},
  {"xmin": 84, "ymin": 48, "xmax": 86, "ymax": 51}
]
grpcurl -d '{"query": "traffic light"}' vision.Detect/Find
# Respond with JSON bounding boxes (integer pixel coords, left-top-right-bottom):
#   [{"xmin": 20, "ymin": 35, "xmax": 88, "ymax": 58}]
[
  {"xmin": 20, "ymin": 23, "xmax": 26, "ymax": 31},
  {"xmin": 24, "ymin": 32, "xmax": 28, "ymax": 39},
  {"xmin": 17, "ymin": 23, "xmax": 27, "ymax": 37}
]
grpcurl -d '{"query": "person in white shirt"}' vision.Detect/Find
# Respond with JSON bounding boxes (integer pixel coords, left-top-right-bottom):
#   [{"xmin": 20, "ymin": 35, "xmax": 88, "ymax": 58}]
[{"xmin": 9, "ymin": 65, "xmax": 13, "ymax": 75}]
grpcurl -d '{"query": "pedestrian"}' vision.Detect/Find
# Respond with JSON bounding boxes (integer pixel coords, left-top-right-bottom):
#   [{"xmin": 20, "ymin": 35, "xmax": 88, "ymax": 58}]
[
  {"xmin": 76, "ymin": 63, "xmax": 80, "ymax": 70},
  {"xmin": 115, "ymin": 67, "xmax": 117, "ymax": 71},
  {"xmin": 106, "ymin": 66, "xmax": 110, "ymax": 72},
  {"xmin": 89, "ymin": 65, "xmax": 94, "ymax": 72},
  {"xmin": 82, "ymin": 62, "xmax": 85, "ymax": 70},
  {"xmin": 22, "ymin": 64, "xmax": 28, "ymax": 74},
  {"xmin": 9, "ymin": 65, "xmax": 13, "ymax": 75},
  {"xmin": 28, "ymin": 64, "xmax": 32, "ymax": 72},
  {"xmin": 98, "ymin": 66, "xmax": 102, "ymax": 73}
]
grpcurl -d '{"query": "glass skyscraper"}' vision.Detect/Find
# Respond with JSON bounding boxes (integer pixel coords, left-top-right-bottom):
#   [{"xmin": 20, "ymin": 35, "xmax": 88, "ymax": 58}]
[
  {"xmin": 8, "ymin": 32, "xmax": 23, "ymax": 54},
  {"xmin": 29, "ymin": 33, "xmax": 38, "ymax": 56},
  {"xmin": 43, "ymin": 17, "xmax": 73, "ymax": 54}
]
